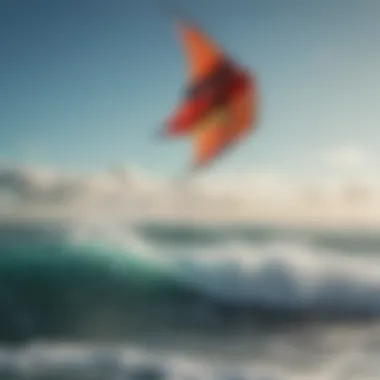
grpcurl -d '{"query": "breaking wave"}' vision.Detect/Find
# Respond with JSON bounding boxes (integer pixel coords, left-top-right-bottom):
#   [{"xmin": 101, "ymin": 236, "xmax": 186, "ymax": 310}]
[{"xmin": 0, "ymin": 220, "xmax": 380, "ymax": 343}]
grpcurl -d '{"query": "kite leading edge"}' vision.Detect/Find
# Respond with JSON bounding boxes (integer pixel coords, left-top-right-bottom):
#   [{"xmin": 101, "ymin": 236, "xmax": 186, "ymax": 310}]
[{"xmin": 159, "ymin": 17, "xmax": 259, "ymax": 172}]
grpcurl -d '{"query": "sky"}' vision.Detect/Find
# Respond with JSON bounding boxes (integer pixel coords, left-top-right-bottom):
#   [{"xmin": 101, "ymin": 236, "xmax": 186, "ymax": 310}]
[{"xmin": 1, "ymin": 0, "xmax": 380, "ymax": 225}]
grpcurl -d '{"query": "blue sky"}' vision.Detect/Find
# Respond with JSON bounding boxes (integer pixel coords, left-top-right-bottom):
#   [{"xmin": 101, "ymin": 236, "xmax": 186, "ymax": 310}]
[{"xmin": 1, "ymin": 0, "xmax": 379, "ymax": 177}]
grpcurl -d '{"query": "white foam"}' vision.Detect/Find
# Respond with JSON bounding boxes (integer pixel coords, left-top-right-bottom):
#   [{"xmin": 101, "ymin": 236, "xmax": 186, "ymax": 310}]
[
  {"xmin": 171, "ymin": 240, "xmax": 380, "ymax": 310},
  {"xmin": 62, "ymin": 220, "xmax": 380, "ymax": 313},
  {"xmin": 1, "ymin": 338, "xmax": 380, "ymax": 380}
]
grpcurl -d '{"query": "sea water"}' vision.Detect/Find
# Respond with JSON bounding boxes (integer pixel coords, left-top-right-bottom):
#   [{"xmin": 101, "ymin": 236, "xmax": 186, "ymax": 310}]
[{"xmin": 0, "ymin": 220, "xmax": 380, "ymax": 380}]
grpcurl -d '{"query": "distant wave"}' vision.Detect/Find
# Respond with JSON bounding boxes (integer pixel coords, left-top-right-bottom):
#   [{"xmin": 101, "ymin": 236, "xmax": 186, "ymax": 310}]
[
  {"xmin": 138, "ymin": 222, "xmax": 380, "ymax": 254},
  {"xmin": 0, "ymin": 220, "xmax": 380, "ymax": 343}
]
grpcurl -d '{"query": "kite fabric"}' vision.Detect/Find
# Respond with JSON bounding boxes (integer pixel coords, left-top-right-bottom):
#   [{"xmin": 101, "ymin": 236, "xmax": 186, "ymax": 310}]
[{"xmin": 160, "ymin": 18, "xmax": 259, "ymax": 171}]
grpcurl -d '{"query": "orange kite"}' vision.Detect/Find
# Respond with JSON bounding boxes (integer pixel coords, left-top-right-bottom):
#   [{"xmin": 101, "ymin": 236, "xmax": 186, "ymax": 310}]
[{"xmin": 160, "ymin": 18, "xmax": 259, "ymax": 171}]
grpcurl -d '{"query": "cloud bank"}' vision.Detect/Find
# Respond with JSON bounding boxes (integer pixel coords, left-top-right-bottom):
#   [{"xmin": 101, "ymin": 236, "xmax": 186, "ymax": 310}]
[{"xmin": 0, "ymin": 146, "xmax": 379, "ymax": 228}]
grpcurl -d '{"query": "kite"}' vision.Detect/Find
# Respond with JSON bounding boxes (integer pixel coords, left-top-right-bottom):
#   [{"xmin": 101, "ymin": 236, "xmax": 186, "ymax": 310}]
[{"xmin": 159, "ymin": 17, "xmax": 260, "ymax": 172}]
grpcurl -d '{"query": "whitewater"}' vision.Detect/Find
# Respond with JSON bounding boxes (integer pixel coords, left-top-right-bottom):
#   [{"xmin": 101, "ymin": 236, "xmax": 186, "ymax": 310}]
[{"xmin": 0, "ymin": 219, "xmax": 380, "ymax": 380}]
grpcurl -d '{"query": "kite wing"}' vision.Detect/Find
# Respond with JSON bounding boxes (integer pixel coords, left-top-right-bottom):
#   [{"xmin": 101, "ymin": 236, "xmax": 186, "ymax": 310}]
[
  {"xmin": 191, "ymin": 108, "xmax": 230, "ymax": 169},
  {"xmin": 158, "ymin": 15, "xmax": 260, "ymax": 172},
  {"xmin": 176, "ymin": 20, "xmax": 224, "ymax": 83},
  {"xmin": 191, "ymin": 76, "xmax": 257, "ymax": 170}
]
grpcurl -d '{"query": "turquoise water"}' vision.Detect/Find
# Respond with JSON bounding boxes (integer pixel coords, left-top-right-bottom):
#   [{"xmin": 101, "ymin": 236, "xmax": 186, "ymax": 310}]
[{"xmin": 0, "ymin": 220, "xmax": 380, "ymax": 379}]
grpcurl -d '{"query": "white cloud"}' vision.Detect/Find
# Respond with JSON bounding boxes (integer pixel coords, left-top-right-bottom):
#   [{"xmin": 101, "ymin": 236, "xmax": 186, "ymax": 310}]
[
  {"xmin": 319, "ymin": 145, "xmax": 380, "ymax": 202},
  {"xmin": 322, "ymin": 145, "xmax": 372, "ymax": 173},
  {"xmin": 0, "ymin": 160, "xmax": 379, "ymax": 228}
]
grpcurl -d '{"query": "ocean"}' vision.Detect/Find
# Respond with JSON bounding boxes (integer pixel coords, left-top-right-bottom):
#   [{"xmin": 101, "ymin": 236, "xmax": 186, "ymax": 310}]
[{"xmin": 0, "ymin": 219, "xmax": 380, "ymax": 380}]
